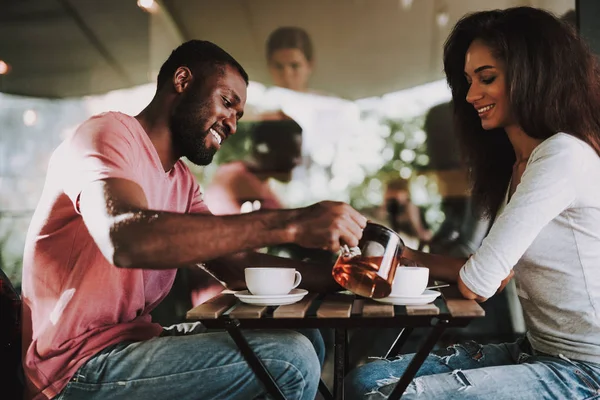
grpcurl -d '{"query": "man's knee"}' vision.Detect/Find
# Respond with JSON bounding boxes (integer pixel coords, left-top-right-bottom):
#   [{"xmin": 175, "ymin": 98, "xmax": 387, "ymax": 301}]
[
  {"xmin": 282, "ymin": 331, "xmax": 321, "ymax": 373},
  {"xmin": 296, "ymin": 328, "xmax": 326, "ymax": 366},
  {"xmin": 268, "ymin": 331, "xmax": 321, "ymax": 397}
]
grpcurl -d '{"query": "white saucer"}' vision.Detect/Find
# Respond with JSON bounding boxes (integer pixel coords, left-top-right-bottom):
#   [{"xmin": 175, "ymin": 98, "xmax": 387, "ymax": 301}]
[
  {"xmin": 234, "ymin": 289, "xmax": 308, "ymax": 306},
  {"xmin": 373, "ymin": 289, "xmax": 441, "ymax": 305}
]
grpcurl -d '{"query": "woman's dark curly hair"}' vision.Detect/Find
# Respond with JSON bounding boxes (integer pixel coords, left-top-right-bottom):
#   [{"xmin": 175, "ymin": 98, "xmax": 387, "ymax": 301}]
[{"xmin": 443, "ymin": 7, "xmax": 600, "ymax": 216}]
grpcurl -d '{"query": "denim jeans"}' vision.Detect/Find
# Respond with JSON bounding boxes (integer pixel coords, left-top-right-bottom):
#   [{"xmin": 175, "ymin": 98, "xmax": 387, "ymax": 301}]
[
  {"xmin": 55, "ymin": 323, "xmax": 324, "ymax": 400},
  {"xmin": 345, "ymin": 337, "xmax": 600, "ymax": 399}
]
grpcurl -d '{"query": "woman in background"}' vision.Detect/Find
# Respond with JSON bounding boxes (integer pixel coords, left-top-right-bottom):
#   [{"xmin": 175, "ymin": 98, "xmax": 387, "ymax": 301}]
[
  {"xmin": 266, "ymin": 26, "xmax": 314, "ymax": 92},
  {"xmin": 346, "ymin": 7, "xmax": 600, "ymax": 399}
]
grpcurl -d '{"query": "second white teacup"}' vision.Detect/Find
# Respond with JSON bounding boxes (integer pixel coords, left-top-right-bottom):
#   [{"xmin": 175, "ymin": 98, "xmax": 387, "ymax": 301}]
[
  {"xmin": 391, "ymin": 266, "xmax": 429, "ymax": 297},
  {"xmin": 245, "ymin": 267, "xmax": 302, "ymax": 296}
]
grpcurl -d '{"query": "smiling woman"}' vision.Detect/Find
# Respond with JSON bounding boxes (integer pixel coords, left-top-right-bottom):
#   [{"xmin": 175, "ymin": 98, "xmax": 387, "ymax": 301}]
[
  {"xmin": 444, "ymin": 8, "xmax": 600, "ymax": 216},
  {"xmin": 345, "ymin": 7, "xmax": 600, "ymax": 400}
]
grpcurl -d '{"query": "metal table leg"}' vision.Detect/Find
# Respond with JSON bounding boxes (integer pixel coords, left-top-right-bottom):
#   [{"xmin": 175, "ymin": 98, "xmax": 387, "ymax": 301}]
[
  {"xmin": 385, "ymin": 327, "xmax": 414, "ymax": 358},
  {"xmin": 319, "ymin": 379, "xmax": 334, "ymax": 400},
  {"xmin": 224, "ymin": 319, "xmax": 287, "ymax": 400},
  {"xmin": 386, "ymin": 319, "xmax": 449, "ymax": 400},
  {"xmin": 333, "ymin": 328, "xmax": 348, "ymax": 400}
]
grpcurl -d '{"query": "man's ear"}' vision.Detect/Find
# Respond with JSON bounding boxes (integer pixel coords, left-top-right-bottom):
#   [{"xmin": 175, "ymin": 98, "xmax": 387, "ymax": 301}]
[{"xmin": 173, "ymin": 67, "xmax": 193, "ymax": 93}]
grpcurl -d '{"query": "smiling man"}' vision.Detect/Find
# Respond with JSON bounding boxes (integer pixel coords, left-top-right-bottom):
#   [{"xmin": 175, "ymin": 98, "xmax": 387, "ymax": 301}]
[{"xmin": 21, "ymin": 40, "xmax": 367, "ymax": 400}]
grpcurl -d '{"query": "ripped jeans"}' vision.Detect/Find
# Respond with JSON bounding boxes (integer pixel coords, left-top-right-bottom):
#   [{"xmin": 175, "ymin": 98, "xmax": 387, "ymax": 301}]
[{"xmin": 345, "ymin": 337, "xmax": 600, "ymax": 399}]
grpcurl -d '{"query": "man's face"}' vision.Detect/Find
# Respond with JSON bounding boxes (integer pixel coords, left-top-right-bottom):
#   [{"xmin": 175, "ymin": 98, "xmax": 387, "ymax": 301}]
[{"xmin": 170, "ymin": 64, "xmax": 247, "ymax": 166}]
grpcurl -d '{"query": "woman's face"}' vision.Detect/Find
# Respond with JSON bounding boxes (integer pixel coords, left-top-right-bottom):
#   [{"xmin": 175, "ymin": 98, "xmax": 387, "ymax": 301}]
[
  {"xmin": 464, "ymin": 39, "xmax": 514, "ymax": 130},
  {"xmin": 268, "ymin": 48, "xmax": 312, "ymax": 92}
]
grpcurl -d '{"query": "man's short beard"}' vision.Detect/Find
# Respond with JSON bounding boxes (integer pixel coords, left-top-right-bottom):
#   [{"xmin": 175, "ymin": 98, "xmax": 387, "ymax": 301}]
[
  {"xmin": 173, "ymin": 128, "xmax": 216, "ymax": 166},
  {"xmin": 169, "ymin": 95, "xmax": 216, "ymax": 166}
]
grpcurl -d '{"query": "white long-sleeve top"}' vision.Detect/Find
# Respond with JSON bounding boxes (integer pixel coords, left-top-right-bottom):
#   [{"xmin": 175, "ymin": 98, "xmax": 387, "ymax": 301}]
[{"xmin": 460, "ymin": 133, "xmax": 600, "ymax": 364}]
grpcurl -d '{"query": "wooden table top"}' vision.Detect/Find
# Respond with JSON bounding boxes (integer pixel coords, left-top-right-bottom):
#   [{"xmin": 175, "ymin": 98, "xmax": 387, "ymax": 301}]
[{"xmin": 186, "ymin": 286, "xmax": 485, "ymax": 327}]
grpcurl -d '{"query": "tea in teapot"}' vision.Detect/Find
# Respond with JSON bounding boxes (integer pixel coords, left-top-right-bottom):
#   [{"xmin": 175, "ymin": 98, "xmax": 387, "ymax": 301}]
[{"xmin": 332, "ymin": 222, "xmax": 404, "ymax": 298}]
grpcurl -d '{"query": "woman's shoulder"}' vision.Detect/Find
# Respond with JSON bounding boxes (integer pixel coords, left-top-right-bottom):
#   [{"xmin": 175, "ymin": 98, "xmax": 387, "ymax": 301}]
[
  {"xmin": 530, "ymin": 133, "xmax": 599, "ymax": 180},
  {"xmin": 533, "ymin": 133, "xmax": 594, "ymax": 160}
]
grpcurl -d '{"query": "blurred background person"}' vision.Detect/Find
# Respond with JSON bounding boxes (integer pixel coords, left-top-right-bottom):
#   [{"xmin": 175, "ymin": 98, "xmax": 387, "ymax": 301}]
[
  {"xmin": 182, "ymin": 118, "xmax": 304, "ymax": 309},
  {"xmin": 383, "ymin": 178, "xmax": 432, "ymax": 248},
  {"xmin": 266, "ymin": 26, "xmax": 314, "ymax": 93},
  {"xmin": 204, "ymin": 118, "xmax": 303, "ymax": 215},
  {"xmin": 424, "ymin": 101, "xmax": 490, "ymax": 258}
]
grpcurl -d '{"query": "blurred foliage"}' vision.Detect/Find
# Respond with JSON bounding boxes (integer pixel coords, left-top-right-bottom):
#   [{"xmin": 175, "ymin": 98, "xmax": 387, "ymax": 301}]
[
  {"xmin": 348, "ymin": 114, "xmax": 443, "ymax": 231},
  {"xmin": 190, "ymin": 121, "xmax": 255, "ymax": 187},
  {"xmin": 211, "ymin": 122, "xmax": 255, "ymax": 165},
  {"xmin": 348, "ymin": 116, "xmax": 428, "ymax": 205},
  {"xmin": 188, "ymin": 112, "xmax": 444, "ymax": 231},
  {"xmin": 0, "ymin": 216, "xmax": 23, "ymax": 290}
]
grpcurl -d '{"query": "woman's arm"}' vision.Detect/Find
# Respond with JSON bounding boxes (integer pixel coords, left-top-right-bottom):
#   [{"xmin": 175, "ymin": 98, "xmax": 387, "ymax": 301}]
[
  {"xmin": 402, "ymin": 247, "xmax": 466, "ymax": 283},
  {"xmin": 403, "ymin": 247, "xmax": 514, "ymax": 302},
  {"xmin": 458, "ymin": 135, "xmax": 582, "ymax": 299}
]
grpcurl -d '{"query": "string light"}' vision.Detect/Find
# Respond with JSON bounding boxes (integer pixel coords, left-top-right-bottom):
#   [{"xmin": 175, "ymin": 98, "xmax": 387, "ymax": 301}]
[
  {"xmin": 436, "ymin": 11, "xmax": 450, "ymax": 27},
  {"xmin": 23, "ymin": 109, "xmax": 38, "ymax": 127},
  {"xmin": 399, "ymin": 0, "xmax": 413, "ymax": 11},
  {"xmin": 0, "ymin": 60, "xmax": 10, "ymax": 75},
  {"xmin": 137, "ymin": 0, "xmax": 158, "ymax": 13}
]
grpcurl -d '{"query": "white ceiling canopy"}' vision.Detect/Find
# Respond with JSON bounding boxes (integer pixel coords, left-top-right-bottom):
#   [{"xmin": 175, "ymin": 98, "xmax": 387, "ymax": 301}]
[{"xmin": 0, "ymin": 0, "xmax": 574, "ymax": 100}]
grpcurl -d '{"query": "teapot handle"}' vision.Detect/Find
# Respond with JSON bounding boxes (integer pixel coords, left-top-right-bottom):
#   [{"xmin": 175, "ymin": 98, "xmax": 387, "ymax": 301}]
[{"xmin": 340, "ymin": 244, "xmax": 362, "ymax": 257}]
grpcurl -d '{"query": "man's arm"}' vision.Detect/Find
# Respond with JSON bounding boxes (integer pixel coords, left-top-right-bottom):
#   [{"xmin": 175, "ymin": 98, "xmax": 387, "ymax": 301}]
[{"xmin": 80, "ymin": 178, "xmax": 366, "ymax": 270}]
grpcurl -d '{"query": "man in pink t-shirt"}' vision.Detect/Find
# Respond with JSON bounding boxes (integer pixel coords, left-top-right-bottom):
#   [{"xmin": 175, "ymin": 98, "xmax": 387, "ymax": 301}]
[{"xmin": 21, "ymin": 40, "xmax": 367, "ymax": 400}]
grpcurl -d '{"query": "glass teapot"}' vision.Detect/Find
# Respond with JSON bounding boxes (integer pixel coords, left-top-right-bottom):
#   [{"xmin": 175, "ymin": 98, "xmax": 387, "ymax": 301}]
[{"xmin": 332, "ymin": 222, "xmax": 405, "ymax": 298}]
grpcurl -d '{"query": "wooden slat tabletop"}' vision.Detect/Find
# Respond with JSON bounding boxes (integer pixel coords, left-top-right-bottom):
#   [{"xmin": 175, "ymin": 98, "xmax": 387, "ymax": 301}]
[
  {"xmin": 273, "ymin": 293, "xmax": 319, "ymax": 319},
  {"xmin": 441, "ymin": 286, "xmax": 485, "ymax": 318},
  {"xmin": 406, "ymin": 303, "xmax": 440, "ymax": 316},
  {"xmin": 362, "ymin": 301, "xmax": 395, "ymax": 317},
  {"xmin": 229, "ymin": 304, "xmax": 268, "ymax": 319},
  {"xmin": 186, "ymin": 286, "xmax": 484, "ymax": 322},
  {"xmin": 316, "ymin": 294, "xmax": 354, "ymax": 318},
  {"xmin": 186, "ymin": 294, "xmax": 237, "ymax": 319}
]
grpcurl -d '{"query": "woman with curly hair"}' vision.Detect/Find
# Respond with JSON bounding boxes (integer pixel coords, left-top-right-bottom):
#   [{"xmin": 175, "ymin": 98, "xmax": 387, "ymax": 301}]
[{"xmin": 346, "ymin": 7, "xmax": 600, "ymax": 399}]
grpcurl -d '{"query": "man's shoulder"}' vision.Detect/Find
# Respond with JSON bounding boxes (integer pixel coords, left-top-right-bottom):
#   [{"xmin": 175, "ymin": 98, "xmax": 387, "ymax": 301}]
[
  {"xmin": 76, "ymin": 111, "xmax": 135, "ymax": 136},
  {"xmin": 57, "ymin": 112, "xmax": 141, "ymax": 158}
]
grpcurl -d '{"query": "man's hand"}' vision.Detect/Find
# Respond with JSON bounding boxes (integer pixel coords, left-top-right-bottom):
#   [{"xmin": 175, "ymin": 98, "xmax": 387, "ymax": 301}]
[{"xmin": 289, "ymin": 201, "xmax": 368, "ymax": 252}]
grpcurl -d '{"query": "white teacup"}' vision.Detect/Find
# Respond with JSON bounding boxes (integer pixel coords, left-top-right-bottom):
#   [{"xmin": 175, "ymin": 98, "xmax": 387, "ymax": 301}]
[
  {"xmin": 245, "ymin": 267, "xmax": 302, "ymax": 296},
  {"xmin": 391, "ymin": 266, "xmax": 429, "ymax": 297}
]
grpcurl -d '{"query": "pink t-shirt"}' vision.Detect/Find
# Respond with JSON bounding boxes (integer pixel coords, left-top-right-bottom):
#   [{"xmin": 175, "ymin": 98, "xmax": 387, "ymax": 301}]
[{"xmin": 21, "ymin": 112, "xmax": 209, "ymax": 399}]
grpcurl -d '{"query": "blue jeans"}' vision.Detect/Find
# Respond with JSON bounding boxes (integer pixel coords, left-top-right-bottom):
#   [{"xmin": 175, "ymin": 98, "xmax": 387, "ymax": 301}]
[
  {"xmin": 345, "ymin": 337, "xmax": 600, "ymax": 399},
  {"xmin": 55, "ymin": 323, "xmax": 324, "ymax": 400}
]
